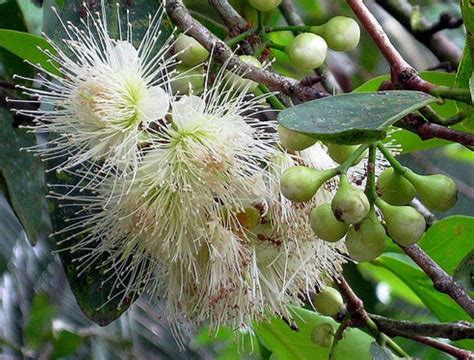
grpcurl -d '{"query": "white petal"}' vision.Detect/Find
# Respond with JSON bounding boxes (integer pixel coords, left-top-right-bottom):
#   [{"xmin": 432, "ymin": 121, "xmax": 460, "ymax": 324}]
[
  {"xmin": 172, "ymin": 95, "xmax": 206, "ymax": 126},
  {"xmin": 139, "ymin": 86, "xmax": 170, "ymax": 123},
  {"xmin": 110, "ymin": 41, "xmax": 139, "ymax": 71}
]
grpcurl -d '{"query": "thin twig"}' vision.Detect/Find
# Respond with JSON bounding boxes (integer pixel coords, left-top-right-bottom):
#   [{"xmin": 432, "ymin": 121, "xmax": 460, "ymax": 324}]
[
  {"xmin": 404, "ymin": 335, "xmax": 473, "ymax": 360},
  {"xmin": 375, "ymin": 0, "xmax": 462, "ymax": 66},
  {"xmin": 370, "ymin": 314, "xmax": 474, "ymax": 341},
  {"xmin": 402, "ymin": 244, "xmax": 474, "ymax": 318},
  {"xmin": 166, "ymin": 0, "xmax": 328, "ymax": 101}
]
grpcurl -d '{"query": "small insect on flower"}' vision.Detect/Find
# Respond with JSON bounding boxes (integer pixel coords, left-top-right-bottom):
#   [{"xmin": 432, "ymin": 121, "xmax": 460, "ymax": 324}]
[{"xmin": 13, "ymin": 3, "xmax": 178, "ymax": 177}]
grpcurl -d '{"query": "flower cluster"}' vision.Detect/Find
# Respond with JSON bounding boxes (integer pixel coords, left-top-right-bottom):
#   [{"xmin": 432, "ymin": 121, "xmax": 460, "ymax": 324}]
[{"xmin": 19, "ymin": 5, "xmax": 347, "ymax": 331}]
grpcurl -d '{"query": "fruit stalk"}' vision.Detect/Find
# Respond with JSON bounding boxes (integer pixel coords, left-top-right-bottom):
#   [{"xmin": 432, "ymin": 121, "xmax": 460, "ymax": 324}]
[
  {"xmin": 376, "ymin": 142, "xmax": 407, "ymax": 175},
  {"xmin": 337, "ymin": 143, "xmax": 370, "ymax": 173}
]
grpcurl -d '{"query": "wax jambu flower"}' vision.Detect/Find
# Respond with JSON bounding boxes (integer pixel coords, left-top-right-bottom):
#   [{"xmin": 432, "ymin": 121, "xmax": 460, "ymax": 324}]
[{"xmin": 13, "ymin": 4, "xmax": 176, "ymax": 176}]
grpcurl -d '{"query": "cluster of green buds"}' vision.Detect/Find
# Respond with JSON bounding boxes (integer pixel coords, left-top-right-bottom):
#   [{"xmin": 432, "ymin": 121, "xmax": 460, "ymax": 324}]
[
  {"xmin": 247, "ymin": 0, "xmax": 360, "ymax": 70},
  {"xmin": 279, "ymin": 139, "xmax": 459, "ymax": 262}
]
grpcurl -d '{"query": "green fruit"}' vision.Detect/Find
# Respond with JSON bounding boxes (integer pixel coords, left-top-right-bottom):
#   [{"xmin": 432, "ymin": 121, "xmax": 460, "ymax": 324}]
[
  {"xmin": 174, "ymin": 34, "xmax": 209, "ymax": 66},
  {"xmin": 331, "ymin": 175, "xmax": 370, "ymax": 224},
  {"xmin": 227, "ymin": 55, "xmax": 263, "ymax": 92},
  {"xmin": 278, "ymin": 125, "xmax": 317, "ymax": 151},
  {"xmin": 314, "ymin": 287, "xmax": 344, "ymax": 317},
  {"xmin": 376, "ymin": 198, "xmax": 426, "ymax": 246},
  {"xmin": 319, "ymin": 16, "xmax": 360, "ymax": 51},
  {"xmin": 377, "ymin": 167, "xmax": 416, "ymax": 206},
  {"xmin": 311, "ymin": 323, "xmax": 334, "ymax": 347},
  {"xmin": 171, "ymin": 65, "xmax": 205, "ymax": 95},
  {"xmin": 280, "ymin": 166, "xmax": 335, "ymax": 202},
  {"xmin": 404, "ymin": 170, "xmax": 458, "ymax": 212},
  {"xmin": 345, "ymin": 211, "xmax": 386, "ymax": 261},
  {"xmin": 287, "ymin": 33, "xmax": 328, "ymax": 70},
  {"xmin": 236, "ymin": 206, "xmax": 261, "ymax": 229},
  {"xmin": 326, "ymin": 143, "xmax": 366, "ymax": 165},
  {"xmin": 310, "ymin": 203, "xmax": 349, "ymax": 242},
  {"xmin": 249, "ymin": 0, "xmax": 281, "ymax": 11}
]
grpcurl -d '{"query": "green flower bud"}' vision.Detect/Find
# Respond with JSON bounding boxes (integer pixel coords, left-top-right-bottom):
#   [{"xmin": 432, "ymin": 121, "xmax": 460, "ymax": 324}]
[
  {"xmin": 310, "ymin": 203, "xmax": 349, "ymax": 242},
  {"xmin": 326, "ymin": 143, "xmax": 367, "ymax": 165},
  {"xmin": 320, "ymin": 16, "xmax": 360, "ymax": 51},
  {"xmin": 404, "ymin": 170, "xmax": 458, "ymax": 212},
  {"xmin": 278, "ymin": 125, "xmax": 317, "ymax": 151},
  {"xmin": 311, "ymin": 323, "xmax": 334, "ymax": 348},
  {"xmin": 376, "ymin": 167, "xmax": 416, "ymax": 206},
  {"xmin": 171, "ymin": 65, "xmax": 205, "ymax": 95},
  {"xmin": 331, "ymin": 175, "xmax": 370, "ymax": 224},
  {"xmin": 174, "ymin": 34, "xmax": 209, "ymax": 66},
  {"xmin": 376, "ymin": 198, "xmax": 426, "ymax": 246},
  {"xmin": 288, "ymin": 33, "xmax": 328, "ymax": 70},
  {"xmin": 280, "ymin": 166, "xmax": 335, "ymax": 202},
  {"xmin": 236, "ymin": 206, "xmax": 261, "ymax": 229},
  {"xmin": 345, "ymin": 211, "xmax": 386, "ymax": 262},
  {"xmin": 249, "ymin": 0, "xmax": 282, "ymax": 11},
  {"xmin": 314, "ymin": 287, "xmax": 344, "ymax": 317},
  {"xmin": 227, "ymin": 55, "xmax": 263, "ymax": 92}
]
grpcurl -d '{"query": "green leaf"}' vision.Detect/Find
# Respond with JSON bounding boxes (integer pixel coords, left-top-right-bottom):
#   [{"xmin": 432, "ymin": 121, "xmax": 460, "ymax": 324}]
[
  {"xmin": 369, "ymin": 342, "xmax": 393, "ymax": 360},
  {"xmin": 418, "ymin": 216, "xmax": 474, "ymax": 275},
  {"xmin": 354, "ymin": 72, "xmax": 458, "ymax": 153},
  {"xmin": 51, "ymin": 330, "xmax": 84, "ymax": 359},
  {"xmin": 453, "ymin": 252, "xmax": 473, "ymax": 292},
  {"xmin": 0, "ymin": 108, "xmax": 50, "ymax": 245},
  {"xmin": 373, "ymin": 253, "xmax": 472, "ymax": 323},
  {"xmin": 254, "ymin": 307, "xmax": 374, "ymax": 360},
  {"xmin": 278, "ymin": 91, "xmax": 436, "ymax": 145},
  {"xmin": 0, "ymin": 29, "xmax": 59, "ymax": 75},
  {"xmin": 24, "ymin": 293, "xmax": 55, "ymax": 350},
  {"xmin": 444, "ymin": 143, "xmax": 474, "ymax": 163}
]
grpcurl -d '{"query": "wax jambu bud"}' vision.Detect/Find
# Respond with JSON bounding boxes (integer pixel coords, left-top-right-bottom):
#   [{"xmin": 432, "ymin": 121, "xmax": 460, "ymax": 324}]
[
  {"xmin": 313, "ymin": 287, "xmax": 344, "ymax": 317},
  {"xmin": 310, "ymin": 203, "xmax": 349, "ymax": 242},
  {"xmin": 331, "ymin": 175, "xmax": 370, "ymax": 224},
  {"xmin": 280, "ymin": 166, "xmax": 335, "ymax": 202},
  {"xmin": 376, "ymin": 167, "xmax": 416, "ymax": 206}
]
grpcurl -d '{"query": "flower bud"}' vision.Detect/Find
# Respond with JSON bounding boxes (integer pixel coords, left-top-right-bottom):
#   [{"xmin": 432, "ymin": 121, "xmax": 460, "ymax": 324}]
[
  {"xmin": 331, "ymin": 175, "xmax": 370, "ymax": 224},
  {"xmin": 326, "ymin": 143, "xmax": 366, "ymax": 165},
  {"xmin": 287, "ymin": 33, "xmax": 327, "ymax": 70},
  {"xmin": 280, "ymin": 166, "xmax": 335, "ymax": 202},
  {"xmin": 313, "ymin": 287, "xmax": 344, "ymax": 317},
  {"xmin": 227, "ymin": 55, "xmax": 263, "ymax": 92},
  {"xmin": 278, "ymin": 125, "xmax": 317, "ymax": 151},
  {"xmin": 320, "ymin": 16, "xmax": 360, "ymax": 51},
  {"xmin": 311, "ymin": 323, "xmax": 334, "ymax": 348},
  {"xmin": 236, "ymin": 206, "xmax": 261, "ymax": 229},
  {"xmin": 345, "ymin": 211, "xmax": 386, "ymax": 262},
  {"xmin": 174, "ymin": 34, "xmax": 209, "ymax": 66},
  {"xmin": 171, "ymin": 65, "xmax": 205, "ymax": 95},
  {"xmin": 376, "ymin": 198, "xmax": 426, "ymax": 246},
  {"xmin": 404, "ymin": 170, "xmax": 458, "ymax": 212},
  {"xmin": 376, "ymin": 167, "xmax": 416, "ymax": 206},
  {"xmin": 249, "ymin": 0, "xmax": 282, "ymax": 11},
  {"xmin": 310, "ymin": 203, "xmax": 349, "ymax": 242}
]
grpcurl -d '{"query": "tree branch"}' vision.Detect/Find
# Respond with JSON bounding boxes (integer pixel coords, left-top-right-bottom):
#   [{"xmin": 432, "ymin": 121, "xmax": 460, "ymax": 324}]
[
  {"xmin": 208, "ymin": 0, "xmax": 248, "ymax": 33},
  {"xmin": 166, "ymin": 0, "xmax": 328, "ymax": 101},
  {"xmin": 370, "ymin": 314, "xmax": 474, "ymax": 341},
  {"xmin": 402, "ymin": 244, "xmax": 474, "ymax": 318},
  {"xmin": 403, "ymin": 335, "xmax": 473, "ymax": 360},
  {"xmin": 375, "ymin": 0, "xmax": 462, "ymax": 66}
]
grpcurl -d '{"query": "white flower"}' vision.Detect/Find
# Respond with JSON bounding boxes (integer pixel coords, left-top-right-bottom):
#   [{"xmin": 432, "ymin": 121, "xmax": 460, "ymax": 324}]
[{"xmin": 14, "ymin": 5, "xmax": 176, "ymax": 175}]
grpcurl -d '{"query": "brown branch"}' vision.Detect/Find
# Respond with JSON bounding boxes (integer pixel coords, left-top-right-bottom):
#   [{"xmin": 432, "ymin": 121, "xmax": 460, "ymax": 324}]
[
  {"xmin": 166, "ymin": 0, "xmax": 328, "ymax": 101},
  {"xmin": 208, "ymin": 0, "xmax": 248, "ymax": 33},
  {"xmin": 405, "ymin": 335, "xmax": 474, "ymax": 360},
  {"xmin": 402, "ymin": 244, "xmax": 474, "ymax": 318},
  {"xmin": 375, "ymin": 0, "xmax": 462, "ymax": 66},
  {"xmin": 396, "ymin": 114, "xmax": 474, "ymax": 148},
  {"xmin": 370, "ymin": 314, "xmax": 474, "ymax": 341}
]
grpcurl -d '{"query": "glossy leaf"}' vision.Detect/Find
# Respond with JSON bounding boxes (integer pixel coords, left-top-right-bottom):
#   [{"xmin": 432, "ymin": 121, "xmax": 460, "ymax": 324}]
[
  {"xmin": 0, "ymin": 108, "xmax": 50, "ymax": 245},
  {"xmin": 453, "ymin": 252, "xmax": 473, "ymax": 292},
  {"xmin": 278, "ymin": 91, "xmax": 436, "ymax": 145},
  {"xmin": 0, "ymin": 29, "xmax": 59, "ymax": 75},
  {"xmin": 254, "ymin": 307, "xmax": 374, "ymax": 360}
]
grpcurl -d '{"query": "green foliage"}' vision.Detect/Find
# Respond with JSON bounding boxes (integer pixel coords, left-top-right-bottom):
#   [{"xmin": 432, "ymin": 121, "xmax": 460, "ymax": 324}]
[
  {"xmin": 0, "ymin": 109, "xmax": 50, "ymax": 245},
  {"xmin": 254, "ymin": 307, "xmax": 374, "ymax": 359},
  {"xmin": 278, "ymin": 91, "xmax": 436, "ymax": 144}
]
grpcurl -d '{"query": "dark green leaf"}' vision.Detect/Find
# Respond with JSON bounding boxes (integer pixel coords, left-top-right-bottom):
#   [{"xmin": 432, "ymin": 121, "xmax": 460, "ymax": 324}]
[
  {"xmin": 51, "ymin": 330, "xmax": 84, "ymax": 359},
  {"xmin": 254, "ymin": 307, "xmax": 373, "ymax": 360},
  {"xmin": 0, "ymin": 29, "xmax": 59, "ymax": 75},
  {"xmin": 0, "ymin": 108, "xmax": 50, "ymax": 245},
  {"xmin": 278, "ymin": 91, "xmax": 436, "ymax": 144},
  {"xmin": 453, "ymin": 252, "xmax": 473, "ymax": 292}
]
